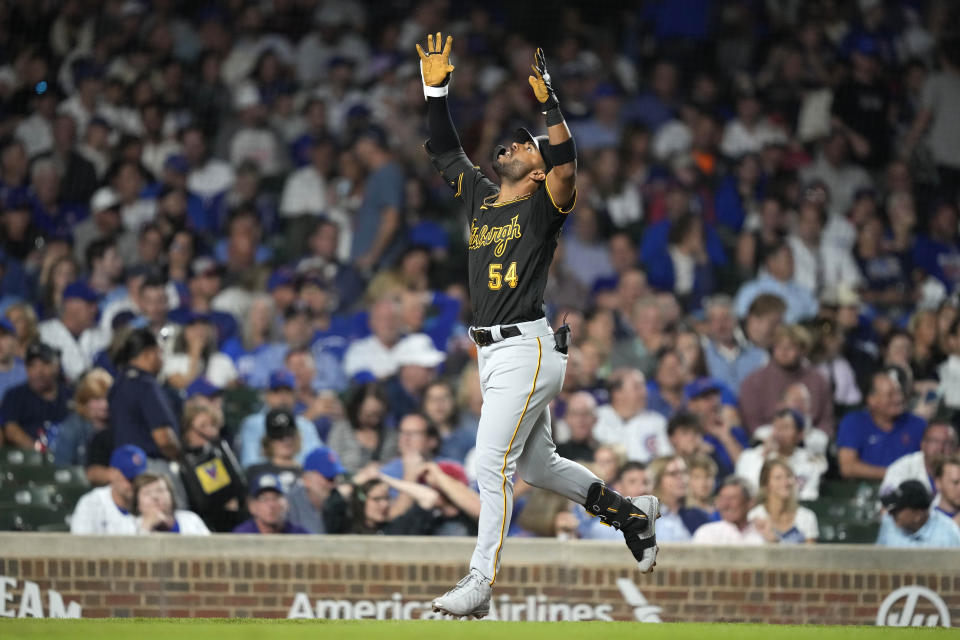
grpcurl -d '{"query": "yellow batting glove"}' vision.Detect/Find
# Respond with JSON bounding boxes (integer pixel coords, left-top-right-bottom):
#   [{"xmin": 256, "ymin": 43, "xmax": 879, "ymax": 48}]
[{"xmin": 416, "ymin": 32, "xmax": 454, "ymax": 100}]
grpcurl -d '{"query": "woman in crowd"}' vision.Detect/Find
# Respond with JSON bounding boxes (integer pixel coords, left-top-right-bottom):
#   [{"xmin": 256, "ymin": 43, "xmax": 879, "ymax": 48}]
[
  {"xmin": 132, "ymin": 472, "xmax": 210, "ymax": 535},
  {"xmin": 648, "ymin": 454, "xmax": 710, "ymax": 541},
  {"xmin": 51, "ymin": 368, "xmax": 113, "ymax": 466},
  {"xmin": 178, "ymin": 401, "xmax": 246, "ymax": 532},
  {"xmin": 909, "ymin": 309, "xmax": 944, "ymax": 383},
  {"xmin": 591, "ymin": 444, "xmax": 627, "ymax": 487},
  {"xmin": 38, "ymin": 254, "xmax": 79, "ymax": 320},
  {"xmin": 4, "ymin": 302, "xmax": 38, "ymax": 359},
  {"xmin": 422, "ymin": 380, "xmax": 475, "ymax": 463},
  {"xmin": 748, "ymin": 457, "xmax": 819, "ymax": 544},
  {"xmin": 675, "ymin": 324, "xmax": 710, "ymax": 380},
  {"xmin": 686, "ymin": 454, "xmax": 719, "ymax": 518},
  {"xmin": 326, "ymin": 383, "xmax": 398, "ymax": 474}
]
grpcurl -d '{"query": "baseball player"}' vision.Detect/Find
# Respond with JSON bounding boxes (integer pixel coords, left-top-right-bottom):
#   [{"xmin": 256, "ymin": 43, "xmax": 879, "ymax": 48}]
[{"xmin": 418, "ymin": 33, "xmax": 660, "ymax": 619}]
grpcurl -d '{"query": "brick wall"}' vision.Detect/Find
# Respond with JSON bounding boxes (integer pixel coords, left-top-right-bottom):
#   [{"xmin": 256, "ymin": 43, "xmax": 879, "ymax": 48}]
[{"xmin": 0, "ymin": 534, "xmax": 956, "ymax": 626}]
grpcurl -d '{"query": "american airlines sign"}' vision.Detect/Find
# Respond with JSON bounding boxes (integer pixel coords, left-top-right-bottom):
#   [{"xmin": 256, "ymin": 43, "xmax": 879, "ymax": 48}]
[{"xmin": 288, "ymin": 578, "xmax": 663, "ymax": 621}]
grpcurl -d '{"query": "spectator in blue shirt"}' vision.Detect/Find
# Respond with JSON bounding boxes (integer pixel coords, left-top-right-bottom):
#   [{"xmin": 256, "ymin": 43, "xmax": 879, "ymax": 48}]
[
  {"xmin": 876, "ymin": 480, "xmax": 960, "ymax": 548},
  {"xmin": 912, "ymin": 201, "xmax": 960, "ymax": 293},
  {"xmin": 0, "ymin": 317, "xmax": 26, "ymax": 404},
  {"xmin": 235, "ymin": 369, "xmax": 322, "ymax": 468},
  {"xmin": 683, "ymin": 378, "xmax": 748, "ymax": 479},
  {"xmin": 701, "ymin": 295, "xmax": 768, "ymax": 393},
  {"xmin": 622, "ymin": 59, "xmax": 680, "ymax": 131},
  {"xmin": 350, "ymin": 127, "xmax": 404, "ymax": 272},
  {"xmin": 734, "ymin": 240, "xmax": 818, "ymax": 324},
  {"xmin": 837, "ymin": 371, "xmax": 927, "ymax": 480},
  {"xmin": 238, "ymin": 305, "xmax": 315, "ymax": 390}
]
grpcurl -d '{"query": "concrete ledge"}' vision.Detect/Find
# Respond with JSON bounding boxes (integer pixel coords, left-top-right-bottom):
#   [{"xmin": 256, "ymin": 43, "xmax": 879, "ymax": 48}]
[{"xmin": 0, "ymin": 533, "xmax": 946, "ymax": 572}]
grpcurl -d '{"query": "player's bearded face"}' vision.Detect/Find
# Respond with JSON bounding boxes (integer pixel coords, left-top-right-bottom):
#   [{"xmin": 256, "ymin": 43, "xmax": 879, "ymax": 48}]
[{"xmin": 492, "ymin": 142, "xmax": 539, "ymax": 182}]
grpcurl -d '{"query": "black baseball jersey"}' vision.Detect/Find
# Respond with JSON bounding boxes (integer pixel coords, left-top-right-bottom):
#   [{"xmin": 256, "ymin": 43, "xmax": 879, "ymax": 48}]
[{"xmin": 427, "ymin": 146, "xmax": 574, "ymax": 327}]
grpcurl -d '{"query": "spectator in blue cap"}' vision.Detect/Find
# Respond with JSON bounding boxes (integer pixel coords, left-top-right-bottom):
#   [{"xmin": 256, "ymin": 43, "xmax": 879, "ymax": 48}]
[
  {"xmin": 286, "ymin": 445, "xmax": 348, "ymax": 534},
  {"xmin": 0, "ymin": 317, "xmax": 26, "ymax": 406},
  {"xmin": 235, "ymin": 369, "xmax": 323, "ymax": 467},
  {"xmin": 232, "ymin": 472, "xmax": 309, "ymax": 534},
  {"xmin": 1, "ymin": 341, "xmax": 69, "ymax": 450},
  {"xmin": 684, "ymin": 377, "xmax": 749, "ymax": 478},
  {"xmin": 70, "ymin": 444, "xmax": 148, "ymax": 535},
  {"xmin": 38, "ymin": 280, "xmax": 108, "ymax": 383}
]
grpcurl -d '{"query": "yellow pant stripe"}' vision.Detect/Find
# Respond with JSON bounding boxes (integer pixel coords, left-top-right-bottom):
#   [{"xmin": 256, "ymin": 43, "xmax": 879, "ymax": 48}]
[{"xmin": 490, "ymin": 336, "xmax": 541, "ymax": 586}]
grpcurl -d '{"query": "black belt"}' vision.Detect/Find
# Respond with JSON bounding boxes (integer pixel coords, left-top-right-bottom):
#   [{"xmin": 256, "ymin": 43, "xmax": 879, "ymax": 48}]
[{"xmin": 470, "ymin": 324, "xmax": 521, "ymax": 347}]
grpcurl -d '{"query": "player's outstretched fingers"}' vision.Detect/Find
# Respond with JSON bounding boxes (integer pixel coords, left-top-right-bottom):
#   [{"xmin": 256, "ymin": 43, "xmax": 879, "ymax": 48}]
[
  {"xmin": 416, "ymin": 43, "xmax": 427, "ymax": 60},
  {"xmin": 435, "ymin": 32, "xmax": 442, "ymax": 52},
  {"xmin": 442, "ymin": 34, "xmax": 453, "ymax": 58}
]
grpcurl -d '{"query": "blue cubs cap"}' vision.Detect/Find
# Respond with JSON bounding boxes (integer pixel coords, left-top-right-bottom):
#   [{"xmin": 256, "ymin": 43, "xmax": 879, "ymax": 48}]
[
  {"xmin": 684, "ymin": 377, "xmax": 723, "ymax": 403},
  {"xmin": 163, "ymin": 154, "xmax": 189, "ymax": 174},
  {"xmin": 774, "ymin": 408, "xmax": 806, "ymax": 431},
  {"xmin": 62, "ymin": 280, "xmax": 99, "ymax": 303},
  {"xmin": 303, "ymin": 446, "xmax": 346, "ymax": 480},
  {"xmin": 185, "ymin": 310, "xmax": 213, "ymax": 325},
  {"xmin": 268, "ymin": 369, "xmax": 295, "ymax": 391},
  {"xmin": 109, "ymin": 444, "xmax": 148, "ymax": 480},
  {"xmin": 0, "ymin": 317, "xmax": 14, "ymax": 333},
  {"xmin": 186, "ymin": 377, "xmax": 221, "ymax": 399},
  {"xmin": 250, "ymin": 472, "xmax": 285, "ymax": 497},
  {"xmin": 267, "ymin": 268, "xmax": 295, "ymax": 292}
]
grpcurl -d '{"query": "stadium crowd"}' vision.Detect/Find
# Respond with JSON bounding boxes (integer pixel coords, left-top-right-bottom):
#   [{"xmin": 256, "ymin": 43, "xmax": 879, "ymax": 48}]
[{"xmin": 1, "ymin": 0, "xmax": 960, "ymax": 548}]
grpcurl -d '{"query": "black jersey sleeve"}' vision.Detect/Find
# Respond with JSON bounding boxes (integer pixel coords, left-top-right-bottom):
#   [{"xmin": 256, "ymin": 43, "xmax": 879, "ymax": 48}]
[{"xmin": 424, "ymin": 143, "xmax": 498, "ymax": 207}]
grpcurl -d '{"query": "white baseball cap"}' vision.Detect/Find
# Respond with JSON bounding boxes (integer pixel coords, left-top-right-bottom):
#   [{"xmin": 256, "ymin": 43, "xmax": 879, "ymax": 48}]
[
  {"xmin": 90, "ymin": 186, "xmax": 120, "ymax": 214},
  {"xmin": 393, "ymin": 333, "xmax": 446, "ymax": 369},
  {"xmin": 233, "ymin": 82, "xmax": 261, "ymax": 110}
]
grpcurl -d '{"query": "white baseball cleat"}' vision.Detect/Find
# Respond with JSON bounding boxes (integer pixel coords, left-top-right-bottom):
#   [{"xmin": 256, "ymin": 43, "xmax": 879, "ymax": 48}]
[
  {"xmin": 625, "ymin": 495, "xmax": 660, "ymax": 573},
  {"xmin": 432, "ymin": 569, "xmax": 492, "ymax": 619}
]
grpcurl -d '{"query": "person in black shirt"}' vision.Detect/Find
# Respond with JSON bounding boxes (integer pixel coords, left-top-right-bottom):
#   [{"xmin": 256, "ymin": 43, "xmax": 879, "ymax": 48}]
[
  {"xmin": 831, "ymin": 38, "xmax": 891, "ymax": 169},
  {"xmin": 555, "ymin": 391, "xmax": 600, "ymax": 462},
  {"xmin": 178, "ymin": 400, "xmax": 246, "ymax": 532},
  {"xmin": 419, "ymin": 34, "xmax": 659, "ymax": 618},
  {"xmin": 1, "ymin": 342, "xmax": 69, "ymax": 449},
  {"xmin": 108, "ymin": 328, "xmax": 181, "ymax": 461}
]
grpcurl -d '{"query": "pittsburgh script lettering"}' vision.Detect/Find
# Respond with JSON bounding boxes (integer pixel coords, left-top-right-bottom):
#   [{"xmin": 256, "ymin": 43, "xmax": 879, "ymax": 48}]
[{"xmin": 469, "ymin": 216, "xmax": 522, "ymax": 257}]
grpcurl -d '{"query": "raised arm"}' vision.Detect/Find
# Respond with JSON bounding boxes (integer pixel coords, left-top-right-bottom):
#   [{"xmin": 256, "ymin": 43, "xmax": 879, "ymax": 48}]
[
  {"xmin": 529, "ymin": 48, "xmax": 577, "ymax": 210},
  {"xmin": 418, "ymin": 33, "xmax": 461, "ymax": 156}
]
